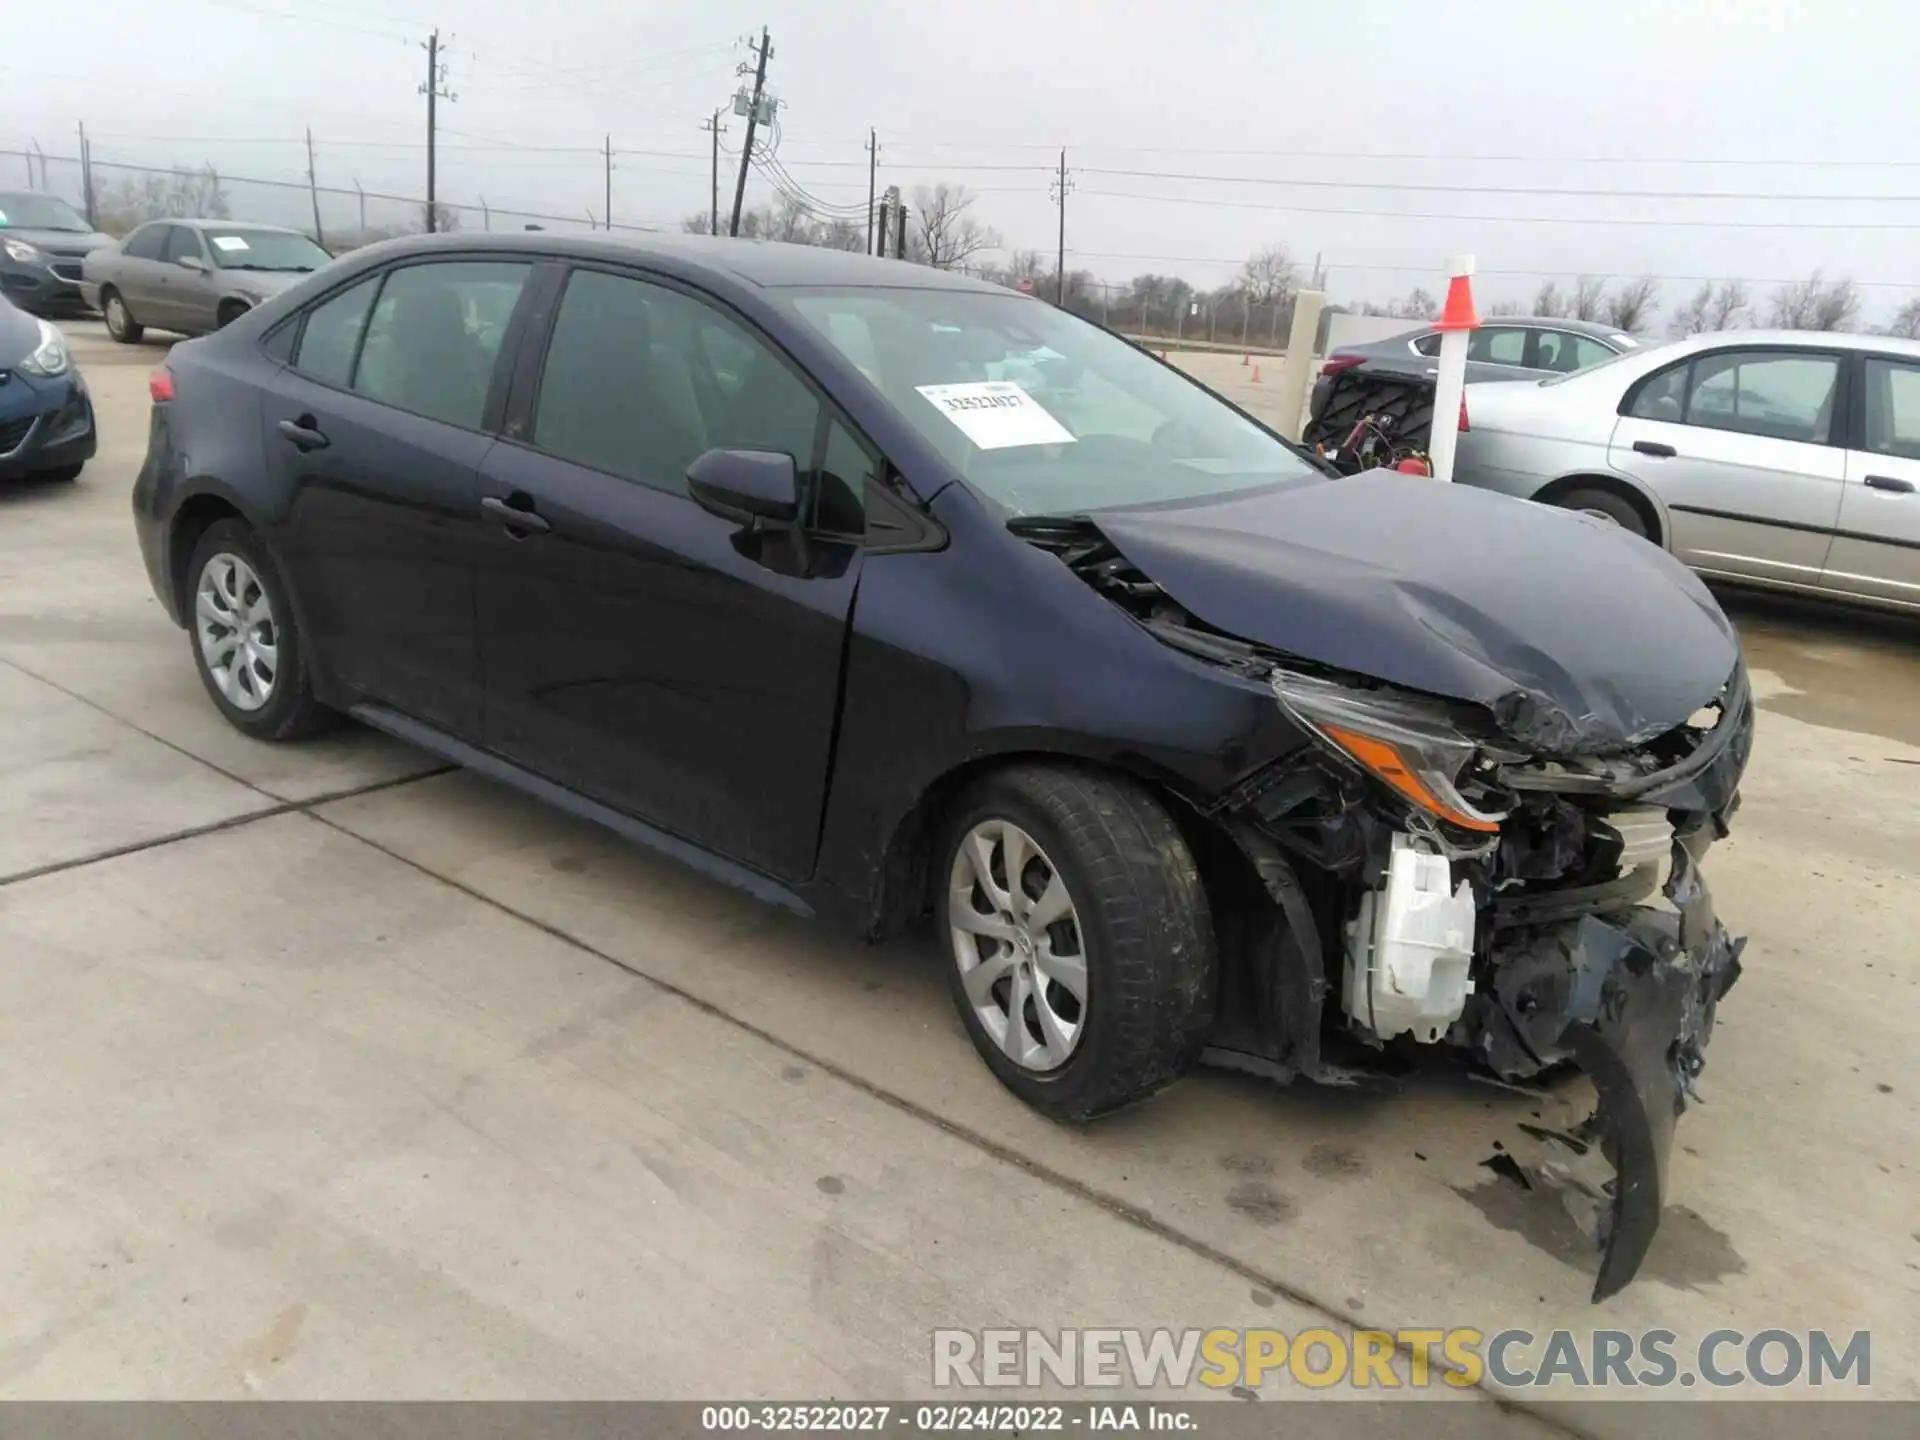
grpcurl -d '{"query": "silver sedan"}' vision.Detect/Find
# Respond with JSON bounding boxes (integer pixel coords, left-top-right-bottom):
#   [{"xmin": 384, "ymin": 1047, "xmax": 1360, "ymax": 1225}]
[{"xmin": 1453, "ymin": 329, "xmax": 1920, "ymax": 613}]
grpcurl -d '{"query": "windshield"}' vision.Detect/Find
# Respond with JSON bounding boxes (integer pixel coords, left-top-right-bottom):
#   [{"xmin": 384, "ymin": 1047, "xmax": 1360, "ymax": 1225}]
[
  {"xmin": 785, "ymin": 287, "xmax": 1317, "ymax": 515},
  {"xmin": 204, "ymin": 228, "xmax": 330, "ymax": 272},
  {"xmin": 0, "ymin": 193, "xmax": 90, "ymax": 232}
]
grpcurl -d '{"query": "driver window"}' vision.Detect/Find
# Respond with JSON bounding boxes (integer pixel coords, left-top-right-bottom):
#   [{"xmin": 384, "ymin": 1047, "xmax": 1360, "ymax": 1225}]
[{"xmin": 163, "ymin": 227, "xmax": 205, "ymax": 265}]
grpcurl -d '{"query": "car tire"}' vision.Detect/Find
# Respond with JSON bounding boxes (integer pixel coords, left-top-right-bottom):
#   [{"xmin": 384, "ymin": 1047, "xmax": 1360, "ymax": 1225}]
[
  {"xmin": 216, "ymin": 300, "xmax": 249, "ymax": 329},
  {"xmin": 935, "ymin": 763, "xmax": 1217, "ymax": 1122},
  {"xmin": 185, "ymin": 519, "xmax": 337, "ymax": 741},
  {"xmin": 101, "ymin": 288, "xmax": 144, "ymax": 344},
  {"xmin": 1554, "ymin": 486, "xmax": 1649, "ymax": 540}
]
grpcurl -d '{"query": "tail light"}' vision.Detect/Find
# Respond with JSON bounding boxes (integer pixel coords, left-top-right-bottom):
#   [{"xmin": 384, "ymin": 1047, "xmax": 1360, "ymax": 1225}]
[
  {"xmin": 149, "ymin": 369, "xmax": 175, "ymax": 403},
  {"xmin": 1320, "ymin": 355, "xmax": 1366, "ymax": 379},
  {"xmin": 1458, "ymin": 395, "xmax": 1470, "ymax": 431}
]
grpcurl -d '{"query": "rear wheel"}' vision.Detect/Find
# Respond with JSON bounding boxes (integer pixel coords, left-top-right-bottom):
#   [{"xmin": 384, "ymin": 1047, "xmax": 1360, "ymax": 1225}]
[
  {"xmin": 936, "ymin": 764, "xmax": 1217, "ymax": 1121},
  {"xmin": 101, "ymin": 288, "xmax": 143, "ymax": 344},
  {"xmin": 216, "ymin": 299, "xmax": 250, "ymax": 329},
  {"xmin": 1554, "ymin": 485, "xmax": 1649, "ymax": 540},
  {"xmin": 186, "ymin": 519, "xmax": 337, "ymax": 741}
]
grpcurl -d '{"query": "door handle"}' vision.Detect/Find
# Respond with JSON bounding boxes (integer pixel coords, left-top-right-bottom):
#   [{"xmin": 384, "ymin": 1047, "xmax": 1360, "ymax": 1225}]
[
  {"xmin": 1865, "ymin": 474, "xmax": 1916, "ymax": 494},
  {"xmin": 481, "ymin": 493, "xmax": 551, "ymax": 536},
  {"xmin": 275, "ymin": 416, "xmax": 329, "ymax": 451},
  {"xmin": 1632, "ymin": 440, "xmax": 1677, "ymax": 458}
]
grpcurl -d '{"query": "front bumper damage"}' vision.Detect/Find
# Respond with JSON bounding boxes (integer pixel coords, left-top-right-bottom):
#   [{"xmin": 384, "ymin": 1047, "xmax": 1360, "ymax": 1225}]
[
  {"xmin": 1474, "ymin": 846, "xmax": 1743, "ymax": 1299},
  {"xmin": 1198, "ymin": 666, "xmax": 1752, "ymax": 1302}
]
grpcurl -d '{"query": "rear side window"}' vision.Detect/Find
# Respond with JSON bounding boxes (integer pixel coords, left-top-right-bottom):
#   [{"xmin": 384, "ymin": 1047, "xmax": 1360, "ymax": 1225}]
[
  {"xmin": 352, "ymin": 261, "xmax": 530, "ymax": 429},
  {"xmin": 1410, "ymin": 333, "xmax": 1442, "ymax": 357},
  {"xmin": 122, "ymin": 225, "xmax": 168, "ymax": 261},
  {"xmin": 292, "ymin": 275, "xmax": 380, "ymax": 387}
]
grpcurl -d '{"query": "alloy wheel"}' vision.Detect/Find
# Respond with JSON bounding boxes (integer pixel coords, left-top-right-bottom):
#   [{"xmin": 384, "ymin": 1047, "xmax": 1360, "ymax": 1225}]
[
  {"xmin": 195, "ymin": 553, "xmax": 278, "ymax": 712},
  {"xmin": 105, "ymin": 295, "xmax": 129, "ymax": 339},
  {"xmin": 948, "ymin": 819, "xmax": 1088, "ymax": 1072}
]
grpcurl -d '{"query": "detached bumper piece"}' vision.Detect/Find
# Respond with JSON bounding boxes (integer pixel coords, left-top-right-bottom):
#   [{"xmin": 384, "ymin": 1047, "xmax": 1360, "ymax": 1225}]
[{"xmin": 1473, "ymin": 845, "xmax": 1743, "ymax": 1301}]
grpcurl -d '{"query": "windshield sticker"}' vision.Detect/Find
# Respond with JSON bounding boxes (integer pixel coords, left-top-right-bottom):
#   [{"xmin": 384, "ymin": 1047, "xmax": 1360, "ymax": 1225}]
[
  {"xmin": 211, "ymin": 235, "xmax": 250, "ymax": 252},
  {"xmin": 916, "ymin": 381, "xmax": 1076, "ymax": 450}
]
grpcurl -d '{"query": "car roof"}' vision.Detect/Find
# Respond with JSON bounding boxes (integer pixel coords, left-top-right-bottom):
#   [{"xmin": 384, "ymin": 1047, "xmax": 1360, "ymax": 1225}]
[
  {"xmin": 344, "ymin": 230, "xmax": 1016, "ymax": 293},
  {"xmin": 1650, "ymin": 327, "xmax": 1920, "ymax": 360},
  {"xmin": 165, "ymin": 219, "xmax": 313, "ymax": 237}
]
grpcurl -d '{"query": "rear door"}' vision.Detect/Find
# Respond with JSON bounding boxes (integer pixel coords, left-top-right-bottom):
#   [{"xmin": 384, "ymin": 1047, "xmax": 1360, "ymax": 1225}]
[
  {"xmin": 1608, "ymin": 347, "xmax": 1846, "ymax": 585},
  {"xmin": 1826, "ymin": 354, "xmax": 1920, "ymax": 606},
  {"xmin": 474, "ymin": 262, "xmax": 865, "ymax": 882},
  {"xmin": 262, "ymin": 256, "xmax": 534, "ymax": 737}
]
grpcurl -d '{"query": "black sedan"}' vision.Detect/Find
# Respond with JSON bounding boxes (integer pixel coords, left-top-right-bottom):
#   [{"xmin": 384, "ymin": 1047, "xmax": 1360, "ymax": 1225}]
[
  {"xmin": 0, "ymin": 295, "xmax": 96, "ymax": 483},
  {"xmin": 131, "ymin": 234, "xmax": 1749, "ymax": 1298}
]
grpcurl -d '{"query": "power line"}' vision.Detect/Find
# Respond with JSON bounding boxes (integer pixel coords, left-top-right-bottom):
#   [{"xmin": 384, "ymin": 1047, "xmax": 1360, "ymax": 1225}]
[
  {"xmin": 196, "ymin": 0, "xmax": 412, "ymax": 42},
  {"xmin": 1077, "ymin": 187, "xmax": 1920, "ymax": 230},
  {"xmin": 1077, "ymin": 166, "xmax": 1920, "ymax": 204}
]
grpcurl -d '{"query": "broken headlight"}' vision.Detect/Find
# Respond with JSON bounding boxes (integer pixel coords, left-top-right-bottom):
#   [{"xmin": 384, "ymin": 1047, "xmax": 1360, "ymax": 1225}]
[{"xmin": 1271, "ymin": 669, "xmax": 1510, "ymax": 833}]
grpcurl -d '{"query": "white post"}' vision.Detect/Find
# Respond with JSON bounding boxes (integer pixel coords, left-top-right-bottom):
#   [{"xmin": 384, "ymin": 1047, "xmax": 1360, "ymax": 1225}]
[
  {"xmin": 1427, "ymin": 254, "xmax": 1476, "ymax": 483},
  {"xmin": 1273, "ymin": 289, "xmax": 1325, "ymax": 443}
]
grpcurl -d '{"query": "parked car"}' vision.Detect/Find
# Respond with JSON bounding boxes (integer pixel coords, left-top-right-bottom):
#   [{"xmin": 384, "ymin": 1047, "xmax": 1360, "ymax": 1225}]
[
  {"xmin": 82, "ymin": 220, "xmax": 332, "ymax": 342},
  {"xmin": 0, "ymin": 190, "xmax": 115, "ymax": 317},
  {"xmin": 1453, "ymin": 329, "xmax": 1920, "ymax": 613},
  {"xmin": 1310, "ymin": 316, "xmax": 1637, "ymax": 428},
  {"xmin": 132, "ymin": 234, "xmax": 1750, "ymax": 1298},
  {"xmin": 0, "ymin": 295, "xmax": 96, "ymax": 483}
]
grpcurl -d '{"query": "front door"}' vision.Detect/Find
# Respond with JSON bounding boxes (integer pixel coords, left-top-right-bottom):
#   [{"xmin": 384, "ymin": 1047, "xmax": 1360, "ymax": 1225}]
[
  {"xmin": 158, "ymin": 225, "xmax": 215, "ymax": 330},
  {"xmin": 1609, "ymin": 347, "xmax": 1846, "ymax": 586},
  {"xmin": 261, "ymin": 258, "xmax": 533, "ymax": 737},
  {"xmin": 1827, "ymin": 354, "xmax": 1920, "ymax": 607},
  {"xmin": 475, "ymin": 264, "xmax": 865, "ymax": 882}
]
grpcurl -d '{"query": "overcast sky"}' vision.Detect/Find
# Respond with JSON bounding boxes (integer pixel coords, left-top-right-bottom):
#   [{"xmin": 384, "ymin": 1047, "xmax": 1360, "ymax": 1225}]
[{"xmin": 4, "ymin": 0, "xmax": 1915, "ymax": 319}]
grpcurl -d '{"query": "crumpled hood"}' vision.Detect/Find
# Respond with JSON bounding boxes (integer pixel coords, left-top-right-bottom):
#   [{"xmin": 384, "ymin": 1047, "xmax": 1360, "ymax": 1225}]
[{"xmin": 1091, "ymin": 471, "xmax": 1740, "ymax": 754}]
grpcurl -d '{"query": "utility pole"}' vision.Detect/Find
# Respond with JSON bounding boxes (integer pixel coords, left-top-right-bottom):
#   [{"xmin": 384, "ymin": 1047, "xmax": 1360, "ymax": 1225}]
[
  {"xmin": 728, "ymin": 26, "xmax": 772, "ymax": 237},
  {"xmin": 1050, "ymin": 149, "xmax": 1073, "ymax": 305},
  {"xmin": 77, "ymin": 122, "xmax": 94, "ymax": 228},
  {"xmin": 305, "ymin": 128, "xmax": 325, "ymax": 249},
  {"xmin": 355, "ymin": 180, "xmax": 366, "ymax": 240},
  {"xmin": 603, "ymin": 134, "xmax": 613, "ymax": 230},
  {"xmin": 865, "ymin": 127, "xmax": 879, "ymax": 254},
  {"xmin": 700, "ymin": 111, "xmax": 727, "ymax": 235},
  {"xmin": 480, "ymin": 196, "xmax": 490, "ymax": 231},
  {"xmin": 419, "ymin": 28, "xmax": 455, "ymax": 233}
]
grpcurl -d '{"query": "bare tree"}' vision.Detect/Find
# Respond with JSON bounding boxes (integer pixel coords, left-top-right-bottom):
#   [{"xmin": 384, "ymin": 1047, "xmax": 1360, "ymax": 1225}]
[
  {"xmin": 417, "ymin": 201, "xmax": 460, "ymax": 234},
  {"xmin": 1532, "ymin": 279, "xmax": 1569, "ymax": 318},
  {"xmin": 910, "ymin": 184, "xmax": 1000, "ymax": 269},
  {"xmin": 96, "ymin": 164, "xmax": 232, "ymax": 232},
  {"xmin": 1237, "ymin": 243, "xmax": 1296, "ymax": 306},
  {"xmin": 1603, "ymin": 276, "xmax": 1661, "ymax": 333},
  {"xmin": 766, "ymin": 193, "xmax": 815, "ymax": 244},
  {"xmin": 815, "ymin": 217, "xmax": 865, "ymax": 252},
  {"xmin": 1767, "ymin": 271, "xmax": 1861, "ymax": 331},
  {"xmin": 1569, "ymin": 275, "xmax": 1608, "ymax": 321},
  {"xmin": 1486, "ymin": 299, "xmax": 1524, "ymax": 317},
  {"xmin": 1670, "ymin": 280, "xmax": 1749, "ymax": 336},
  {"xmin": 1396, "ymin": 286, "xmax": 1439, "ymax": 320},
  {"xmin": 1888, "ymin": 296, "xmax": 1920, "ymax": 339}
]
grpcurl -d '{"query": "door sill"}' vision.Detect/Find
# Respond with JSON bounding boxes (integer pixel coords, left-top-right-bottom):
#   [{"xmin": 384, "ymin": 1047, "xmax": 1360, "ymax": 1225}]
[{"xmin": 348, "ymin": 703, "xmax": 814, "ymax": 918}]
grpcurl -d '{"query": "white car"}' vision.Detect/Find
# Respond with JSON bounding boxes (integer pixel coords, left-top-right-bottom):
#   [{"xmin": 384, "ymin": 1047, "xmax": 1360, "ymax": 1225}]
[{"xmin": 1453, "ymin": 329, "xmax": 1920, "ymax": 613}]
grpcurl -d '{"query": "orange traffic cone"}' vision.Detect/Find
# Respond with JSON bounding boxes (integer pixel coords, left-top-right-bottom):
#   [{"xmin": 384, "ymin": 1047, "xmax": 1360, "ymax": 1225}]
[
  {"xmin": 1436, "ymin": 268, "xmax": 1479, "ymax": 333},
  {"xmin": 1252, "ymin": 363, "xmax": 1261, "ymax": 383},
  {"xmin": 1241, "ymin": 353, "xmax": 1249, "ymax": 367}
]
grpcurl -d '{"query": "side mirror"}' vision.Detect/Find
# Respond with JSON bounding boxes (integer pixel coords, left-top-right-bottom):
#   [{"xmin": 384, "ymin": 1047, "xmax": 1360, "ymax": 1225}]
[
  {"xmin": 178, "ymin": 254, "xmax": 208, "ymax": 272},
  {"xmin": 687, "ymin": 448, "xmax": 799, "ymax": 527}
]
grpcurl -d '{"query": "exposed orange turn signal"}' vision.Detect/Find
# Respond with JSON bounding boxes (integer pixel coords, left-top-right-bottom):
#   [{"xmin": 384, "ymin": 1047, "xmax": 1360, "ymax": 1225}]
[{"xmin": 1319, "ymin": 724, "xmax": 1503, "ymax": 832}]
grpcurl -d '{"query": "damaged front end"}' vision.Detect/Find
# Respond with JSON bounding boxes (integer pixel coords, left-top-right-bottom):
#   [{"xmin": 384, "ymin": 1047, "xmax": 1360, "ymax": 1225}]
[
  {"xmin": 1240, "ymin": 662, "xmax": 1750, "ymax": 1300},
  {"xmin": 1014, "ymin": 510, "xmax": 1753, "ymax": 1300}
]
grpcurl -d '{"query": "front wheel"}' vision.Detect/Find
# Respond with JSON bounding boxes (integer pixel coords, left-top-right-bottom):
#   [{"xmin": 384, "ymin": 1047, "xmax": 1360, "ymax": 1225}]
[
  {"xmin": 1554, "ymin": 485, "xmax": 1649, "ymax": 540},
  {"xmin": 185, "ymin": 519, "xmax": 337, "ymax": 741},
  {"xmin": 936, "ymin": 764, "xmax": 1217, "ymax": 1121}
]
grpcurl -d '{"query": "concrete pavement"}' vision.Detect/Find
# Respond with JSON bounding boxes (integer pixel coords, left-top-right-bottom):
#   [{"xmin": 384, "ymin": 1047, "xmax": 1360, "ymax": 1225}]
[{"xmin": 0, "ymin": 321, "xmax": 1912, "ymax": 1419}]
